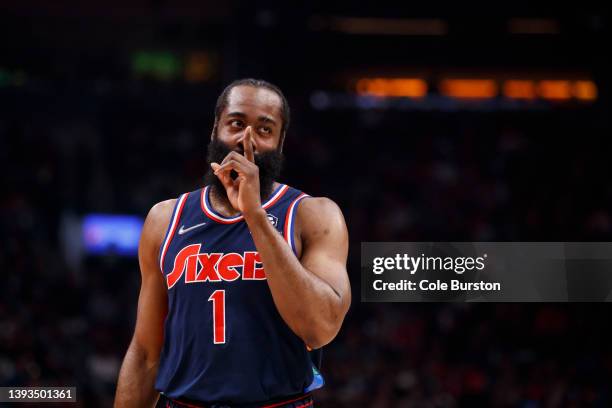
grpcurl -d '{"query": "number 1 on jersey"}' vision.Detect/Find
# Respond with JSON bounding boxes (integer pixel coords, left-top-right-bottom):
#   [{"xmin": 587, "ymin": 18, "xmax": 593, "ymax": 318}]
[{"xmin": 208, "ymin": 290, "xmax": 226, "ymax": 344}]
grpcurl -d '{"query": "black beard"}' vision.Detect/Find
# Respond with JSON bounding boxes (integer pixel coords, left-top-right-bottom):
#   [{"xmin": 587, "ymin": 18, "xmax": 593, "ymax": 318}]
[{"xmin": 204, "ymin": 137, "xmax": 284, "ymax": 203}]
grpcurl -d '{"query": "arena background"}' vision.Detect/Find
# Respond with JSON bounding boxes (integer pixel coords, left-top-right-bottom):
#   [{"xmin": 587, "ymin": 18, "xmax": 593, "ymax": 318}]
[{"xmin": 1, "ymin": 2, "xmax": 611, "ymax": 407}]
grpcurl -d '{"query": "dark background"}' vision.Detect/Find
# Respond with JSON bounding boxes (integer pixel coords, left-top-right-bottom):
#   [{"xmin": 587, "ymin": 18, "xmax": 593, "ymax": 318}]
[{"xmin": 1, "ymin": 2, "xmax": 611, "ymax": 407}]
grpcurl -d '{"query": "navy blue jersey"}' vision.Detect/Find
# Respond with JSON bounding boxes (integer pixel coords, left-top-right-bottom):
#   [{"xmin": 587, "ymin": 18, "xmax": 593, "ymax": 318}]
[{"xmin": 154, "ymin": 183, "xmax": 321, "ymax": 404}]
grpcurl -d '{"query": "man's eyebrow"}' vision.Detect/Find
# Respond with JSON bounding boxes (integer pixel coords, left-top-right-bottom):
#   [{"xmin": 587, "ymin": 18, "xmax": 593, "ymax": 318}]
[
  {"xmin": 225, "ymin": 111, "xmax": 276, "ymax": 125},
  {"xmin": 226, "ymin": 111, "xmax": 247, "ymax": 118},
  {"xmin": 258, "ymin": 116, "xmax": 277, "ymax": 125}
]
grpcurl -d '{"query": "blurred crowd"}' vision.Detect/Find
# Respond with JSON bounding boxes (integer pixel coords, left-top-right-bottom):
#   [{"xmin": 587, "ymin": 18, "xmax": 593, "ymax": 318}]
[{"xmin": 1, "ymin": 81, "xmax": 612, "ymax": 407}]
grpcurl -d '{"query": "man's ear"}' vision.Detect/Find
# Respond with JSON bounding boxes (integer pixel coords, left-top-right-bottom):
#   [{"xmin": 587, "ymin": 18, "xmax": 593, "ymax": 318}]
[
  {"xmin": 210, "ymin": 121, "xmax": 218, "ymax": 140},
  {"xmin": 278, "ymin": 132, "xmax": 285, "ymax": 152}
]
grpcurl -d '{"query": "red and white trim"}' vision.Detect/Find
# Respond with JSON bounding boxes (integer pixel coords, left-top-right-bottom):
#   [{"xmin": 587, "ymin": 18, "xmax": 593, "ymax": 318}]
[
  {"xmin": 283, "ymin": 193, "xmax": 310, "ymax": 253},
  {"xmin": 200, "ymin": 184, "xmax": 289, "ymax": 224},
  {"xmin": 159, "ymin": 193, "xmax": 188, "ymax": 273}
]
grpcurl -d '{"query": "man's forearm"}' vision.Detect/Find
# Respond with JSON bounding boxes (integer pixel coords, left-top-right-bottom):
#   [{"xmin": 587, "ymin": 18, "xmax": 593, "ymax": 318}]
[
  {"xmin": 244, "ymin": 209, "xmax": 342, "ymax": 347},
  {"xmin": 114, "ymin": 341, "xmax": 160, "ymax": 408}
]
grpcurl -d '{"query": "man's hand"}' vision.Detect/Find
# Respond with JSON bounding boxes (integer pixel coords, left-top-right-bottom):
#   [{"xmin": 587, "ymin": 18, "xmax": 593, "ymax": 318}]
[{"xmin": 210, "ymin": 126, "xmax": 262, "ymax": 216}]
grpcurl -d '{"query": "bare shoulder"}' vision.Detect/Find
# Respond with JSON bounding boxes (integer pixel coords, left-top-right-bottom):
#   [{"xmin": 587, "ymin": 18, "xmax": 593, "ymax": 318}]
[
  {"xmin": 148, "ymin": 199, "xmax": 177, "ymax": 225},
  {"xmin": 296, "ymin": 196, "xmax": 347, "ymax": 243},
  {"xmin": 141, "ymin": 199, "xmax": 177, "ymax": 251},
  {"xmin": 298, "ymin": 196, "xmax": 344, "ymax": 220}
]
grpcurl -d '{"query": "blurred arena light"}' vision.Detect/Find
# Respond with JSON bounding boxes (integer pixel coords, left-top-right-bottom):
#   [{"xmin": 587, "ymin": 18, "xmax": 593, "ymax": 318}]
[
  {"xmin": 184, "ymin": 52, "xmax": 215, "ymax": 83},
  {"xmin": 508, "ymin": 18, "xmax": 560, "ymax": 34},
  {"xmin": 537, "ymin": 80, "xmax": 572, "ymax": 100},
  {"xmin": 0, "ymin": 68, "xmax": 26, "ymax": 87},
  {"xmin": 82, "ymin": 214, "xmax": 143, "ymax": 257},
  {"xmin": 354, "ymin": 77, "xmax": 597, "ymax": 103},
  {"xmin": 572, "ymin": 80, "xmax": 598, "ymax": 101},
  {"xmin": 0, "ymin": 68, "xmax": 11, "ymax": 87},
  {"xmin": 356, "ymin": 78, "xmax": 428, "ymax": 98},
  {"xmin": 342, "ymin": 76, "xmax": 598, "ymax": 110},
  {"xmin": 314, "ymin": 17, "xmax": 447, "ymax": 35},
  {"xmin": 503, "ymin": 80, "xmax": 537, "ymax": 100},
  {"xmin": 503, "ymin": 79, "xmax": 597, "ymax": 101},
  {"xmin": 131, "ymin": 51, "xmax": 181, "ymax": 81},
  {"xmin": 439, "ymin": 79, "xmax": 498, "ymax": 99}
]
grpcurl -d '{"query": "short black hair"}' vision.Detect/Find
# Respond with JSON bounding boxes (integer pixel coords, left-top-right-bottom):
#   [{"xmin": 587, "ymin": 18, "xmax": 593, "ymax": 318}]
[{"xmin": 214, "ymin": 78, "xmax": 290, "ymax": 142}]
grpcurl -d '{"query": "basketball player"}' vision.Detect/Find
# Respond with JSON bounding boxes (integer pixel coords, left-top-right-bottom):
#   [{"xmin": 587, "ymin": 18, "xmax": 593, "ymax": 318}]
[{"xmin": 114, "ymin": 79, "xmax": 351, "ymax": 408}]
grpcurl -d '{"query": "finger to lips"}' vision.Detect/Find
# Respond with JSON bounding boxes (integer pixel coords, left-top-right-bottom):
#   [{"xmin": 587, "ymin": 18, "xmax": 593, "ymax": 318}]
[{"xmin": 244, "ymin": 126, "xmax": 255, "ymax": 163}]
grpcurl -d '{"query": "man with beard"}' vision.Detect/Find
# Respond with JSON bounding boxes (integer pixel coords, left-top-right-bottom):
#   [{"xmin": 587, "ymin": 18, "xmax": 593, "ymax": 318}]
[{"xmin": 114, "ymin": 79, "xmax": 351, "ymax": 408}]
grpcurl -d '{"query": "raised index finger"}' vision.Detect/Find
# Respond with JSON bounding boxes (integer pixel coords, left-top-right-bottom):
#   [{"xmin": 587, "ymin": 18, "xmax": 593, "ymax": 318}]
[{"xmin": 244, "ymin": 126, "xmax": 255, "ymax": 163}]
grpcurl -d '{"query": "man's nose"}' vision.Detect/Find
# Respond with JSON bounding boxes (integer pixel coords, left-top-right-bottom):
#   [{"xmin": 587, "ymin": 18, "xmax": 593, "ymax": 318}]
[{"xmin": 237, "ymin": 126, "xmax": 256, "ymax": 152}]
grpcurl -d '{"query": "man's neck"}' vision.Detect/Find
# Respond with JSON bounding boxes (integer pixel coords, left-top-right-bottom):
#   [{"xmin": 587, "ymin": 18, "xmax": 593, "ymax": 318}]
[{"xmin": 208, "ymin": 181, "xmax": 280, "ymax": 217}]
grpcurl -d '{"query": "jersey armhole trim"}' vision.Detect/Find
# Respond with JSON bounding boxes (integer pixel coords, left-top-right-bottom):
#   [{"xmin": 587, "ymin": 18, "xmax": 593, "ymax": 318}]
[
  {"xmin": 283, "ymin": 193, "xmax": 310, "ymax": 255},
  {"xmin": 158, "ymin": 193, "xmax": 189, "ymax": 273}
]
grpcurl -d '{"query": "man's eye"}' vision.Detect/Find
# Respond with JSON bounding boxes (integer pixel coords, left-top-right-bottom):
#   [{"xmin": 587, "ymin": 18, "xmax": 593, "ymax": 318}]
[
  {"xmin": 259, "ymin": 126, "xmax": 272, "ymax": 134},
  {"xmin": 230, "ymin": 120, "xmax": 243, "ymax": 128}
]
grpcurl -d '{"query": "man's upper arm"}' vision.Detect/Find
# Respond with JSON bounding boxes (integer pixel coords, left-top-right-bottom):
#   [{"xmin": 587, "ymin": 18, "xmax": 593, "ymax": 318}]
[
  {"xmin": 296, "ymin": 197, "xmax": 351, "ymax": 311},
  {"xmin": 132, "ymin": 199, "xmax": 175, "ymax": 361}
]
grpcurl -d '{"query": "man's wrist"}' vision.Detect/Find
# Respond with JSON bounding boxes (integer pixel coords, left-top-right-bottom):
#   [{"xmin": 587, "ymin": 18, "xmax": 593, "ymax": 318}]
[{"xmin": 243, "ymin": 207, "xmax": 268, "ymax": 225}]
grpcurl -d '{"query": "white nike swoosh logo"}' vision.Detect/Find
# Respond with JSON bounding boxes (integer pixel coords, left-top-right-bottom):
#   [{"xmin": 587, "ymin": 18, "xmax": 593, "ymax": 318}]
[{"xmin": 178, "ymin": 222, "xmax": 207, "ymax": 235}]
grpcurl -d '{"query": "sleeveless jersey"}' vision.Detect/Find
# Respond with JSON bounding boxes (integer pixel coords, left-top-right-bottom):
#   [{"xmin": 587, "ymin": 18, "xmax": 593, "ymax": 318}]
[{"xmin": 154, "ymin": 183, "xmax": 320, "ymax": 404}]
